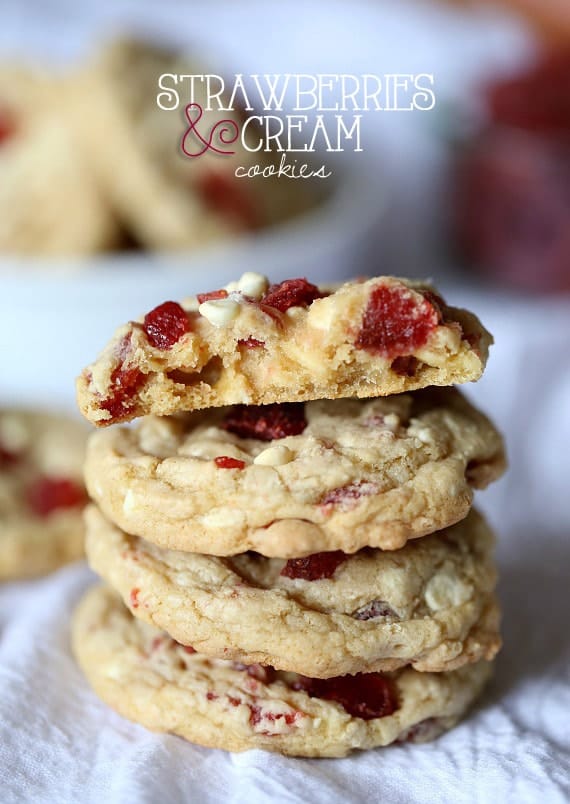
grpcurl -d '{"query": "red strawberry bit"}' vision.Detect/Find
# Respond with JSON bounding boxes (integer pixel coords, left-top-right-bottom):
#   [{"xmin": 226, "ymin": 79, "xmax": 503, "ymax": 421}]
[
  {"xmin": 150, "ymin": 636, "xmax": 169, "ymax": 653},
  {"xmin": 487, "ymin": 49, "xmax": 570, "ymax": 136},
  {"xmin": 99, "ymin": 335, "xmax": 146, "ymax": 421},
  {"xmin": 228, "ymin": 696, "xmax": 242, "ymax": 707},
  {"xmin": 181, "ymin": 645, "xmax": 196, "ymax": 654},
  {"xmin": 100, "ymin": 364, "xmax": 145, "ymax": 421},
  {"xmin": 27, "ymin": 477, "xmax": 86, "ymax": 518},
  {"xmin": 261, "ymin": 278, "xmax": 323, "ymax": 313},
  {"xmin": 355, "ymin": 284, "xmax": 440, "ymax": 358},
  {"xmin": 0, "ymin": 109, "xmax": 15, "ymax": 144},
  {"xmin": 223, "ymin": 403, "xmax": 307, "ymax": 441},
  {"xmin": 238, "ymin": 337, "xmax": 265, "ymax": 348},
  {"xmin": 206, "ymin": 691, "xmax": 219, "ymax": 701},
  {"xmin": 280, "ymin": 551, "xmax": 347, "ymax": 581},
  {"xmin": 248, "ymin": 704, "xmax": 300, "ymax": 731},
  {"xmin": 130, "ymin": 588, "xmax": 140, "ymax": 609},
  {"xmin": 143, "ymin": 301, "xmax": 190, "ymax": 350},
  {"xmin": 292, "ymin": 673, "xmax": 398, "ymax": 720},
  {"xmin": 0, "ymin": 444, "xmax": 20, "ymax": 468},
  {"xmin": 320, "ymin": 481, "xmax": 379, "ymax": 512},
  {"xmin": 352, "ymin": 600, "xmax": 398, "ymax": 620},
  {"xmin": 196, "ymin": 171, "xmax": 259, "ymax": 229},
  {"xmin": 196, "ymin": 289, "xmax": 228, "ymax": 304},
  {"xmin": 214, "ymin": 456, "xmax": 246, "ymax": 470}
]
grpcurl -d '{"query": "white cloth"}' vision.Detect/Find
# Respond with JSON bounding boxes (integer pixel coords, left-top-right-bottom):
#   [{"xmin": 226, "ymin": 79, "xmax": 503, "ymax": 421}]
[{"xmin": 1, "ymin": 292, "xmax": 569, "ymax": 804}]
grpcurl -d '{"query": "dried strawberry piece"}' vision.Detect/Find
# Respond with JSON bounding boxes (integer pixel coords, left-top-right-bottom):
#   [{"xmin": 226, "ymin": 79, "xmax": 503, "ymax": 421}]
[
  {"xmin": 486, "ymin": 49, "xmax": 570, "ymax": 136},
  {"xmin": 100, "ymin": 364, "xmax": 145, "ymax": 421},
  {"xmin": 238, "ymin": 337, "xmax": 265, "ymax": 348},
  {"xmin": 223, "ymin": 403, "xmax": 307, "ymax": 441},
  {"xmin": 261, "ymin": 278, "xmax": 323, "ymax": 313},
  {"xmin": 196, "ymin": 289, "xmax": 228, "ymax": 304},
  {"xmin": 0, "ymin": 444, "xmax": 20, "ymax": 468},
  {"xmin": 292, "ymin": 673, "xmax": 398, "ymax": 720},
  {"xmin": 355, "ymin": 284, "xmax": 440, "ymax": 358},
  {"xmin": 214, "ymin": 456, "xmax": 246, "ymax": 470},
  {"xmin": 196, "ymin": 171, "xmax": 259, "ymax": 229},
  {"xmin": 143, "ymin": 301, "xmax": 190, "ymax": 350},
  {"xmin": 352, "ymin": 600, "xmax": 398, "ymax": 620},
  {"xmin": 280, "ymin": 551, "xmax": 347, "ymax": 581},
  {"xmin": 130, "ymin": 588, "xmax": 140, "ymax": 609},
  {"xmin": 181, "ymin": 644, "xmax": 196, "ymax": 655},
  {"xmin": 27, "ymin": 477, "xmax": 86, "ymax": 518},
  {"xmin": 320, "ymin": 481, "xmax": 379, "ymax": 511},
  {"xmin": 249, "ymin": 705, "xmax": 298, "ymax": 729},
  {"xmin": 0, "ymin": 109, "xmax": 15, "ymax": 144}
]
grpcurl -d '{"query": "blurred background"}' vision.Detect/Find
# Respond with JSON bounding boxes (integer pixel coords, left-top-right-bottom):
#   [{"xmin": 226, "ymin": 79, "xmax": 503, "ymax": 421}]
[{"xmin": 1, "ymin": 0, "xmax": 569, "ymax": 405}]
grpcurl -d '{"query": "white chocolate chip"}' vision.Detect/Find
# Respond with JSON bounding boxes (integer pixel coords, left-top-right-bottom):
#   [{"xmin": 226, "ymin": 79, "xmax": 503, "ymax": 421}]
[
  {"xmin": 253, "ymin": 445, "xmax": 294, "ymax": 466},
  {"xmin": 237, "ymin": 272, "xmax": 269, "ymax": 300},
  {"xmin": 182, "ymin": 296, "xmax": 200, "ymax": 312},
  {"xmin": 383, "ymin": 413, "xmax": 400, "ymax": 432},
  {"xmin": 424, "ymin": 571, "xmax": 473, "ymax": 611},
  {"xmin": 411, "ymin": 426, "xmax": 433, "ymax": 444},
  {"xmin": 123, "ymin": 489, "xmax": 138, "ymax": 515},
  {"xmin": 199, "ymin": 298, "xmax": 240, "ymax": 326}
]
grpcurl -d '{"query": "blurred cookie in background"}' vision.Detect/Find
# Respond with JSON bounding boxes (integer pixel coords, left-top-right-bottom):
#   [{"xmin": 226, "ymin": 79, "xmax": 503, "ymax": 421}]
[
  {"xmin": 69, "ymin": 38, "xmax": 321, "ymax": 253},
  {"xmin": 0, "ymin": 66, "xmax": 120, "ymax": 256},
  {"xmin": 453, "ymin": 47, "xmax": 570, "ymax": 292},
  {"xmin": 0, "ymin": 409, "xmax": 88, "ymax": 580}
]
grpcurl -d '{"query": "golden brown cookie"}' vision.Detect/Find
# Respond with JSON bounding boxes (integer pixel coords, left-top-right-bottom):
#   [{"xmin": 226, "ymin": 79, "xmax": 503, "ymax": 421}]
[
  {"xmin": 76, "ymin": 274, "xmax": 492, "ymax": 426},
  {"xmin": 72, "ymin": 584, "xmax": 494, "ymax": 757},
  {"xmin": 84, "ymin": 388, "xmax": 505, "ymax": 555},
  {"xmin": 86, "ymin": 505, "xmax": 501, "ymax": 676}
]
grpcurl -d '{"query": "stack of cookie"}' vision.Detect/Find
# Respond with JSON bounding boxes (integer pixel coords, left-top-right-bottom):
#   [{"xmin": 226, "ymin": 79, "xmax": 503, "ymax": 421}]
[{"xmin": 72, "ymin": 274, "xmax": 505, "ymax": 757}]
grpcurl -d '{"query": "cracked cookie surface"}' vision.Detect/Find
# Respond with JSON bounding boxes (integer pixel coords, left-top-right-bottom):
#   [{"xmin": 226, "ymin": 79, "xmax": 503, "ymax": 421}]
[
  {"xmin": 77, "ymin": 275, "xmax": 492, "ymax": 426},
  {"xmin": 72, "ymin": 584, "xmax": 493, "ymax": 757},
  {"xmin": 84, "ymin": 388, "xmax": 505, "ymax": 556},
  {"xmin": 0, "ymin": 409, "xmax": 88, "ymax": 579},
  {"xmin": 86, "ymin": 505, "xmax": 501, "ymax": 676}
]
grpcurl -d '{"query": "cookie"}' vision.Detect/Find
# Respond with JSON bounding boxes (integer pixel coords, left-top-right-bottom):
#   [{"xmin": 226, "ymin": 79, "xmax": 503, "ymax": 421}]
[
  {"xmin": 0, "ymin": 409, "xmax": 88, "ymax": 580},
  {"xmin": 76, "ymin": 274, "xmax": 492, "ymax": 426},
  {"xmin": 84, "ymin": 388, "xmax": 505, "ymax": 556},
  {"xmin": 70, "ymin": 39, "xmax": 315, "ymax": 252},
  {"xmin": 86, "ymin": 504, "xmax": 501, "ymax": 676},
  {"xmin": 0, "ymin": 66, "xmax": 118, "ymax": 256},
  {"xmin": 72, "ymin": 584, "xmax": 494, "ymax": 757}
]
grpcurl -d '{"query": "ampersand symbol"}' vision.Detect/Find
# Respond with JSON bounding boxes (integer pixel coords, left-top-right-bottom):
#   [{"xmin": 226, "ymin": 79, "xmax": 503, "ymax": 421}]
[{"xmin": 181, "ymin": 103, "xmax": 239, "ymax": 158}]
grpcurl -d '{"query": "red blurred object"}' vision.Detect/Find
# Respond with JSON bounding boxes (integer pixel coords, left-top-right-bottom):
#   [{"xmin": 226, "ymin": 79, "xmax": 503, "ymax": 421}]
[
  {"xmin": 27, "ymin": 477, "xmax": 86, "ymax": 518},
  {"xmin": 0, "ymin": 109, "xmax": 15, "ymax": 144},
  {"xmin": 455, "ymin": 49, "xmax": 570, "ymax": 292}
]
